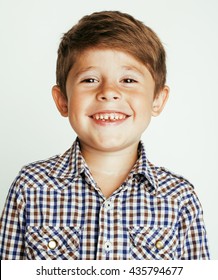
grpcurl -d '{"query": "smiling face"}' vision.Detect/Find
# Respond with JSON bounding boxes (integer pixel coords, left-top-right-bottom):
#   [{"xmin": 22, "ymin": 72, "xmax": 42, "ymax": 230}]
[{"xmin": 52, "ymin": 48, "xmax": 169, "ymax": 153}]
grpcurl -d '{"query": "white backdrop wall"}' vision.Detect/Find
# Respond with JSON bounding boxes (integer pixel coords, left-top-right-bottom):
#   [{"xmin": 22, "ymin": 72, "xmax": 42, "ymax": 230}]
[{"xmin": 0, "ymin": 0, "xmax": 217, "ymax": 259}]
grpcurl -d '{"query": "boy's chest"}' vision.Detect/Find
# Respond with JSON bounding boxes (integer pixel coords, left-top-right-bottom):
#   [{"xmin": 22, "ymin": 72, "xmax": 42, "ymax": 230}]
[{"xmin": 24, "ymin": 182, "xmax": 179, "ymax": 260}]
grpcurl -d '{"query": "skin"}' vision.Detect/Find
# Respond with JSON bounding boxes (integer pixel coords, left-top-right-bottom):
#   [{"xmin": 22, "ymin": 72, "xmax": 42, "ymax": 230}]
[{"xmin": 52, "ymin": 48, "xmax": 169, "ymax": 197}]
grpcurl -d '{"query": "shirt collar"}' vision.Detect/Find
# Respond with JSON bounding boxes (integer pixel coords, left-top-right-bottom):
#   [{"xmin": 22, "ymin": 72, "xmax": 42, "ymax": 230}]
[
  {"xmin": 132, "ymin": 141, "xmax": 158, "ymax": 192},
  {"xmin": 48, "ymin": 138, "xmax": 88, "ymax": 179},
  {"xmin": 48, "ymin": 138, "xmax": 158, "ymax": 192}
]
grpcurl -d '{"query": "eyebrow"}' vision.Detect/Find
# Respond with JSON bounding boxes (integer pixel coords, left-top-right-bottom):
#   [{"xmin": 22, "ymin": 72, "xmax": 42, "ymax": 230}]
[
  {"xmin": 74, "ymin": 66, "xmax": 97, "ymax": 78},
  {"xmin": 121, "ymin": 65, "xmax": 146, "ymax": 77},
  {"xmin": 73, "ymin": 64, "xmax": 147, "ymax": 78}
]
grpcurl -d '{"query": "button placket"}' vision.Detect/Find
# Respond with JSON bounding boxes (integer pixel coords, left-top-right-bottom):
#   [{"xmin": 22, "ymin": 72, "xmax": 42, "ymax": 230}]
[
  {"xmin": 96, "ymin": 203, "xmax": 110, "ymax": 259},
  {"xmin": 96, "ymin": 198, "xmax": 122, "ymax": 259},
  {"xmin": 104, "ymin": 200, "xmax": 113, "ymax": 255}
]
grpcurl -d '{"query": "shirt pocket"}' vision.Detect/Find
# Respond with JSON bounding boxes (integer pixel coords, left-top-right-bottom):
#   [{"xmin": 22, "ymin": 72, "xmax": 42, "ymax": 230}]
[
  {"xmin": 25, "ymin": 226, "xmax": 81, "ymax": 260},
  {"xmin": 129, "ymin": 226, "xmax": 178, "ymax": 260}
]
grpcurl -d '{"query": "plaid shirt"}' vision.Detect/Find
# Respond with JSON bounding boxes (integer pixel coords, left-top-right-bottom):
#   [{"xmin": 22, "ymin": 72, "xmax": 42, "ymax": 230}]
[{"xmin": 0, "ymin": 139, "xmax": 210, "ymax": 260}]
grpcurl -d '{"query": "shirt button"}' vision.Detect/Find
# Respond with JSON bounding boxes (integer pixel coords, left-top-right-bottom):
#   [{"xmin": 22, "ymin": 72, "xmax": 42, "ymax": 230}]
[
  {"xmin": 104, "ymin": 241, "xmax": 112, "ymax": 252},
  {"xmin": 105, "ymin": 201, "xmax": 113, "ymax": 211},
  {"xmin": 155, "ymin": 240, "xmax": 164, "ymax": 250},
  {"xmin": 48, "ymin": 240, "xmax": 57, "ymax": 250}
]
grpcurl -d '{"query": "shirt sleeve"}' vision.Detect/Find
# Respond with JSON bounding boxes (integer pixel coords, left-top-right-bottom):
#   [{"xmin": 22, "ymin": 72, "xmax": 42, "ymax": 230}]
[
  {"xmin": 0, "ymin": 173, "xmax": 26, "ymax": 259},
  {"xmin": 176, "ymin": 190, "xmax": 210, "ymax": 259}
]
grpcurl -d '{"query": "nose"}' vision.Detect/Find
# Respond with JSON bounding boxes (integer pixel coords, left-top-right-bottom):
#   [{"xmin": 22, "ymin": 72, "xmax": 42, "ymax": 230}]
[{"xmin": 96, "ymin": 83, "xmax": 121, "ymax": 101}]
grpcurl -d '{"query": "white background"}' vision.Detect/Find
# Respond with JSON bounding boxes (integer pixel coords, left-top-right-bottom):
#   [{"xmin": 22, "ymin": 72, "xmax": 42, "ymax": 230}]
[{"xmin": 0, "ymin": 0, "xmax": 217, "ymax": 259}]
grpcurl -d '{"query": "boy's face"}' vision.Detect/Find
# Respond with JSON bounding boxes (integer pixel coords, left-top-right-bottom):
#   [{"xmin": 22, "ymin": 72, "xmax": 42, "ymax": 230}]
[{"xmin": 53, "ymin": 48, "xmax": 168, "ymax": 153}]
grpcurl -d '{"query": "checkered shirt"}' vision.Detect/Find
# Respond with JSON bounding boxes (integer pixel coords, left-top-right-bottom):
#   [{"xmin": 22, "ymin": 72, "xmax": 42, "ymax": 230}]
[{"xmin": 0, "ymin": 139, "xmax": 210, "ymax": 259}]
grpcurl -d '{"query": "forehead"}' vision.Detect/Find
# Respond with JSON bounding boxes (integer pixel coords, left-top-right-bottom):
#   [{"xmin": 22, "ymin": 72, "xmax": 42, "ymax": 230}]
[{"xmin": 71, "ymin": 47, "xmax": 151, "ymax": 75}]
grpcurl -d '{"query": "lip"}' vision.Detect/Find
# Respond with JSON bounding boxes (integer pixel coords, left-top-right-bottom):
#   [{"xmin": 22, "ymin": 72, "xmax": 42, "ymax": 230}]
[{"xmin": 89, "ymin": 110, "xmax": 131, "ymax": 116}]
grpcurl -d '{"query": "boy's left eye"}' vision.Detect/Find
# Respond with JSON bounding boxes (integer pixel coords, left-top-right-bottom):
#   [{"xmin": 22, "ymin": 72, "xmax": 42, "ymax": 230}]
[{"xmin": 121, "ymin": 78, "xmax": 137, "ymax": 83}]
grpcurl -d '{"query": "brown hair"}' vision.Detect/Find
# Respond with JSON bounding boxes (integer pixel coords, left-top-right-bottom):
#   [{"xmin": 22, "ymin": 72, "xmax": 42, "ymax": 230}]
[{"xmin": 56, "ymin": 11, "xmax": 166, "ymax": 97}]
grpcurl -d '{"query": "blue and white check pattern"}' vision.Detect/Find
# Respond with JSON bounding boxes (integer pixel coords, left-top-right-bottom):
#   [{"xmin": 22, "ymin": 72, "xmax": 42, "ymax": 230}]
[{"xmin": 0, "ymin": 139, "xmax": 210, "ymax": 259}]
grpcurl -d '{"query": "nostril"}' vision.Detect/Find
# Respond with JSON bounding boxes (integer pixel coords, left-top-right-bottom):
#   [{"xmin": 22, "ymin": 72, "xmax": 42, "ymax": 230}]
[{"xmin": 97, "ymin": 93, "xmax": 120, "ymax": 101}]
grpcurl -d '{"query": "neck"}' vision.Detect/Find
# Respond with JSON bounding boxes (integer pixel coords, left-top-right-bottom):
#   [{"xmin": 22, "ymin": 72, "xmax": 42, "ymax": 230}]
[{"xmin": 80, "ymin": 142, "xmax": 139, "ymax": 177}]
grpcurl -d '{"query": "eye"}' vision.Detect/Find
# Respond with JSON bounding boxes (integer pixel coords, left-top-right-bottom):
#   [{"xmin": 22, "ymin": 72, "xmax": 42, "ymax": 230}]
[
  {"xmin": 81, "ymin": 78, "xmax": 98, "ymax": 83},
  {"xmin": 121, "ymin": 78, "xmax": 137, "ymax": 83}
]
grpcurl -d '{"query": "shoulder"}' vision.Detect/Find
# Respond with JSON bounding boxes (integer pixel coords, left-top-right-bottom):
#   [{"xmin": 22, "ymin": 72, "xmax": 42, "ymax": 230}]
[
  {"xmin": 20, "ymin": 154, "xmax": 60, "ymax": 177},
  {"xmin": 15, "ymin": 155, "xmax": 57, "ymax": 186},
  {"xmin": 157, "ymin": 166, "xmax": 194, "ymax": 187},
  {"xmin": 154, "ymin": 165, "xmax": 198, "ymax": 204},
  {"xmin": 20, "ymin": 143, "xmax": 74, "ymax": 178},
  {"xmin": 4, "ymin": 154, "xmax": 60, "ymax": 203},
  {"xmin": 155, "ymin": 166, "xmax": 204, "ymax": 219},
  {"xmin": 11, "ymin": 151, "xmax": 68, "ymax": 191},
  {"xmin": 11, "ymin": 139, "xmax": 81, "ymax": 192}
]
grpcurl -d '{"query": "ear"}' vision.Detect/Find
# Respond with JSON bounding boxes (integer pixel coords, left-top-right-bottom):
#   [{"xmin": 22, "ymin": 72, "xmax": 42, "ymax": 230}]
[
  {"xmin": 152, "ymin": 86, "xmax": 169, "ymax": 117},
  {"xmin": 52, "ymin": 85, "xmax": 68, "ymax": 117}
]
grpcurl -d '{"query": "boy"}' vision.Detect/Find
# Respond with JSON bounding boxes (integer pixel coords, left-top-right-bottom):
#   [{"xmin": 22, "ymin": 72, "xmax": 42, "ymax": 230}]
[{"xmin": 0, "ymin": 11, "xmax": 210, "ymax": 260}]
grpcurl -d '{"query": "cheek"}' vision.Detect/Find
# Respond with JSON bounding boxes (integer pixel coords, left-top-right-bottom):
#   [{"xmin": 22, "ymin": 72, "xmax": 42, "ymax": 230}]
[
  {"xmin": 132, "ymin": 95, "xmax": 153, "ymax": 116},
  {"xmin": 68, "ymin": 93, "xmax": 83, "ymax": 112},
  {"xmin": 68, "ymin": 94, "xmax": 92, "ymax": 121}
]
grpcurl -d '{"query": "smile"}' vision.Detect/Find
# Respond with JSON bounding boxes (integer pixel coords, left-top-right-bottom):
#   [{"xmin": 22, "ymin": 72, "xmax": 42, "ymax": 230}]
[{"xmin": 92, "ymin": 112, "xmax": 128, "ymax": 121}]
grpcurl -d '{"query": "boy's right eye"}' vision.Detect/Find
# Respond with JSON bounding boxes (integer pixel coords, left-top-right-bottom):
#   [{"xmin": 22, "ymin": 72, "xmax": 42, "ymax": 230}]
[{"xmin": 81, "ymin": 78, "xmax": 98, "ymax": 83}]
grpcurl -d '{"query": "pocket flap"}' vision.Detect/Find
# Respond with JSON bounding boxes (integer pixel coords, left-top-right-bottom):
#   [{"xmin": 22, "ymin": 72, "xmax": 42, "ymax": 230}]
[
  {"xmin": 25, "ymin": 226, "xmax": 81, "ymax": 259},
  {"xmin": 129, "ymin": 226, "xmax": 177, "ymax": 257}
]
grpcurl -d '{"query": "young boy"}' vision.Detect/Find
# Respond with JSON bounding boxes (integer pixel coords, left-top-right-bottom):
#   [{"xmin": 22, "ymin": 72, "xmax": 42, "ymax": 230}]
[{"xmin": 0, "ymin": 11, "xmax": 210, "ymax": 260}]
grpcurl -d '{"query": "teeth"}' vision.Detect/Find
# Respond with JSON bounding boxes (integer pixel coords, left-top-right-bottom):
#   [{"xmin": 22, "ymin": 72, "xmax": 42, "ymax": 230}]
[
  {"xmin": 92, "ymin": 113, "xmax": 127, "ymax": 120},
  {"xmin": 110, "ymin": 114, "xmax": 115, "ymax": 120}
]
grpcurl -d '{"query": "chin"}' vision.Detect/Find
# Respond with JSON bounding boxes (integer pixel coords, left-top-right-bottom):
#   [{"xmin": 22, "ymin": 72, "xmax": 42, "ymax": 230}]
[
  {"xmin": 95, "ymin": 141, "xmax": 121, "ymax": 151},
  {"xmin": 89, "ymin": 137, "xmax": 137, "ymax": 153}
]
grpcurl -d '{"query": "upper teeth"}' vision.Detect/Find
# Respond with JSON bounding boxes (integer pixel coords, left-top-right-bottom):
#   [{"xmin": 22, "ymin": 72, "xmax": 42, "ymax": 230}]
[{"xmin": 92, "ymin": 113, "xmax": 127, "ymax": 120}]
